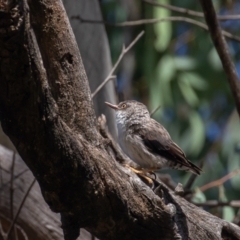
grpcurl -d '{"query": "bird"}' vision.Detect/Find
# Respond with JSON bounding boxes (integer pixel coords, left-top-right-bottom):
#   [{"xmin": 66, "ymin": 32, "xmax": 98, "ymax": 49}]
[{"xmin": 105, "ymin": 100, "xmax": 202, "ymax": 175}]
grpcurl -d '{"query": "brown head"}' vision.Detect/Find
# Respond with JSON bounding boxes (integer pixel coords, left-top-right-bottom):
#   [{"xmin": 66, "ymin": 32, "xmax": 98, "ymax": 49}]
[{"xmin": 105, "ymin": 100, "xmax": 150, "ymax": 126}]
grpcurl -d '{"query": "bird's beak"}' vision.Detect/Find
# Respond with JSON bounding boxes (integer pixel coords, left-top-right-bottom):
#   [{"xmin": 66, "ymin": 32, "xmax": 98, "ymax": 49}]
[{"xmin": 105, "ymin": 102, "xmax": 119, "ymax": 110}]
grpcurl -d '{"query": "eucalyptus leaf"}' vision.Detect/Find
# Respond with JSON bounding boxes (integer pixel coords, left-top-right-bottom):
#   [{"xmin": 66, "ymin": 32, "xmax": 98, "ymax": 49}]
[
  {"xmin": 192, "ymin": 188, "xmax": 206, "ymax": 203},
  {"xmin": 153, "ymin": 0, "xmax": 172, "ymax": 52},
  {"xmin": 174, "ymin": 57, "xmax": 197, "ymax": 70},
  {"xmin": 222, "ymin": 111, "xmax": 240, "ymax": 157},
  {"xmin": 223, "ymin": 206, "xmax": 235, "ymax": 222},
  {"xmin": 156, "ymin": 55, "xmax": 175, "ymax": 83},
  {"xmin": 219, "ymin": 185, "xmax": 235, "ymax": 222},
  {"xmin": 150, "ymin": 55, "xmax": 175, "ymax": 107},
  {"xmin": 208, "ymin": 47, "xmax": 223, "ymax": 71},
  {"xmin": 179, "ymin": 72, "xmax": 208, "ymax": 90},
  {"xmin": 189, "ymin": 111, "xmax": 205, "ymax": 155},
  {"xmin": 178, "ymin": 80, "xmax": 199, "ymax": 106},
  {"xmin": 227, "ymin": 154, "xmax": 240, "ymax": 190}
]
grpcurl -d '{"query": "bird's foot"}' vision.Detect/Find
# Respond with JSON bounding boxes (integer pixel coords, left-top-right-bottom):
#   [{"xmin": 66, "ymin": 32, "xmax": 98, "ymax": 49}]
[{"xmin": 124, "ymin": 164, "xmax": 155, "ymax": 186}]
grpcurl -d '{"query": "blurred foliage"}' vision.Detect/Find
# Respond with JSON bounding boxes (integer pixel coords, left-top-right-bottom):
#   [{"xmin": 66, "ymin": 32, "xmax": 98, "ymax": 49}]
[{"xmin": 101, "ymin": 0, "xmax": 240, "ymax": 221}]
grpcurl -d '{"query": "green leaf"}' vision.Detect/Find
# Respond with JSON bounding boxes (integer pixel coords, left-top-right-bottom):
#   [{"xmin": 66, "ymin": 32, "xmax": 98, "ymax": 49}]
[
  {"xmin": 156, "ymin": 55, "xmax": 175, "ymax": 83},
  {"xmin": 219, "ymin": 185, "xmax": 235, "ymax": 222},
  {"xmin": 174, "ymin": 57, "xmax": 197, "ymax": 70},
  {"xmin": 179, "ymin": 72, "xmax": 208, "ymax": 90},
  {"xmin": 178, "ymin": 79, "xmax": 199, "ymax": 106},
  {"xmin": 150, "ymin": 55, "xmax": 175, "ymax": 108},
  {"xmin": 208, "ymin": 47, "xmax": 223, "ymax": 71},
  {"xmin": 192, "ymin": 188, "xmax": 206, "ymax": 203},
  {"xmin": 228, "ymin": 154, "xmax": 240, "ymax": 190},
  {"xmin": 222, "ymin": 110, "xmax": 240, "ymax": 157},
  {"xmin": 223, "ymin": 206, "xmax": 235, "ymax": 222},
  {"xmin": 189, "ymin": 111, "xmax": 205, "ymax": 155},
  {"xmin": 153, "ymin": 0, "xmax": 172, "ymax": 52}
]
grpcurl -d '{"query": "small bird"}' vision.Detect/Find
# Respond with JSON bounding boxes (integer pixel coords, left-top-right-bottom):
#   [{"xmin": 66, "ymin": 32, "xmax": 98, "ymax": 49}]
[{"xmin": 105, "ymin": 100, "xmax": 202, "ymax": 175}]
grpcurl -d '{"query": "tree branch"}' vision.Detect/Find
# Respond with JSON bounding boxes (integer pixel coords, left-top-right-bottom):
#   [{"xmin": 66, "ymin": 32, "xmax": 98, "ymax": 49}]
[
  {"xmin": 193, "ymin": 200, "xmax": 240, "ymax": 208},
  {"xmin": 6, "ymin": 179, "xmax": 36, "ymax": 240},
  {"xmin": 91, "ymin": 31, "xmax": 144, "ymax": 98},
  {"xmin": 199, "ymin": 0, "xmax": 240, "ymax": 117},
  {"xmin": 150, "ymin": 105, "xmax": 161, "ymax": 117},
  {"xmin": 199, "ymin": 169, "xmax": 240, "ymax": 192},
  {"xmin": 143, "ymin": 0, "xmax": 240, "ymax": 21},
  {"xmin": 72, "ymin": 16, "xmax": 240, "ymax": 43}
]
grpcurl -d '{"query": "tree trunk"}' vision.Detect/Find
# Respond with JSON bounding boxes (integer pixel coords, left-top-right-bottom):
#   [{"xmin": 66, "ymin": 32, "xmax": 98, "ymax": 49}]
[
  {"xmin": 63, "ymin": 0, "xmax": 117, "ymax": 138},
  {"xmin": 0, "ymin": 0, "xmax": 240, "ymax": 239}
]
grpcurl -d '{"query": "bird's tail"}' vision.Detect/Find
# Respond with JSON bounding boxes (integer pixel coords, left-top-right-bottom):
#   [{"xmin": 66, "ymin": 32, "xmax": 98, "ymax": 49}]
[{"xmin": 187, "ymin": 161, "xmax": 203, "ymax": 175}]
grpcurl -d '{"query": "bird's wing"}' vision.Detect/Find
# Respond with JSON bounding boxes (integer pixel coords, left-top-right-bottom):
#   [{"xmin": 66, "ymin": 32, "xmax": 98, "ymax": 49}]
[{"xmin": 138, "ymin": 121, "xmax": 202, "ymax": 175}]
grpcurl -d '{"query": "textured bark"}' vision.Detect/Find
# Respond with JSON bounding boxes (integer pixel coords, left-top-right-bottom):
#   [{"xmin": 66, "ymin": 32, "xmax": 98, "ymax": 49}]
[
  {"xmin": 63, "ymin": 0, "xmax": 117, "ymax": 138},
  {"xmin": 0, "ymin": 1, "xmax": 240, "ymax": 240},
  {"xmin": 0, "ymin": 145, "xmax": 93, "ymax": 240}
]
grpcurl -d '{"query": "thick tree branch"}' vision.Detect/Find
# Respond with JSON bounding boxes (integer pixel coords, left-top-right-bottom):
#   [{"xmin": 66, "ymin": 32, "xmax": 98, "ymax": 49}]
[{"xmin": 199, "ymin": 0, "xmax": 240, "ymax": 117}]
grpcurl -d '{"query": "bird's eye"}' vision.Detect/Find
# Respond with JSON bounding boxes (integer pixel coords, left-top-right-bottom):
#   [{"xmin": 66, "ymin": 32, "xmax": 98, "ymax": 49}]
[{"xmin": 121, "ymin": 104, "xmax": 127, "ymax": 108}]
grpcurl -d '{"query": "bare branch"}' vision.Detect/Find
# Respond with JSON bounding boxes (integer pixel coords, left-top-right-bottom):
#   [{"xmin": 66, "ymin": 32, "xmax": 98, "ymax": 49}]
[
  {"xmin": 199, "ymin": 0, "xmax": 240, "ymax": 117},
  {"xmin": 91, "ymin": 31, "xmax": 145, "ymax": 98},
  {"xmin": 199, "ymin": 169, "xmax": 240, "ymax": 192},
  {"xmin": 150, "ymin": 105, "xmax": 161, "ymax": 117},
  {"xmin": 10, "ymin": 152, "xmax": 16, "ymax": 219},
  {"xmin": 9, "ymin": 152, "xmax": 16, "ymax": 240},
  {"xmin": 143, "ymin": 0, "xmax": 240, "ymax": 21},
  {"xmin": 6, "ymin": 179, "xmax": 36, "ymax": 240},
  {"xmin": 193, "ymin": 200, "xmax": 240, "ymax": 208},
  {"xmin": 0, "ymin": 169, "xmax": 29, "ymax": 193},
  {"xmin": 72, "ymin": 16, "xmax": 240, "ymax": 43}
]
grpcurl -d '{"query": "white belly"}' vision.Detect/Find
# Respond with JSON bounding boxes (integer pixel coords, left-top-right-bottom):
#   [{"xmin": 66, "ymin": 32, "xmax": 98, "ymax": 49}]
[{"xmin": 118, "ymin": 130, "xmax": 167, "ymax": 169}]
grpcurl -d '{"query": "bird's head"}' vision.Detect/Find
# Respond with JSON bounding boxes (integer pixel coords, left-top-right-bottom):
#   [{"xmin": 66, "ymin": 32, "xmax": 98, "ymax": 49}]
[{"xmin": 105, "ymin": 100, "xmax": 150, "ymax": 124}]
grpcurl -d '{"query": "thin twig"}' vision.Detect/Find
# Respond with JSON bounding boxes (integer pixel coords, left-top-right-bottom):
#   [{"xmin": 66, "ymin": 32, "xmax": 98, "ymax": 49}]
[
  {"xmin": 143, "ymin": 0, "xmax": 240, "ymax": 20},
  {"xmin": 199, "ymin": 0, "xmax": 240, "ymax": 117},
  {"xmin": 199, "ymin": 169, "xmax": 240, "ymax": 192},
  {"xmin": 192, "ymin": 200, "xmax": 240, "ymax": 208},
  {"xmin": 10, "ymin": 152, "xmax": 16, "ymax": 219},
  {"xmin": 150, "ymin": 105, "xmax": 161, "ymax": 117},
  {"xmin": 0, "ymin": 165, "xmax": 10, "ymax": 174},
  {"xmin": 0, "ymin": 214, "xmax": 28, "ymax": 240},
  {"xmin": 10, "ymin": 152, "xmax": 16, "ymax": 240},
  {"xmin": 91, "ymin": 31, "xmax": 145, "ymax": 98},
  {"xmin": 72, "ymin": 16, "xmax": 240, "ymax": 43},
  {"xmin": 17, "ymin": 226, "xmax": 28, "ymax": 240},
  {"xmin": 0, "ymin": 169, "xmax": 29, "ymax": 193},
  {"xmin": 6, "ymin": 178, "xmax": 36, "ymax": 240}
]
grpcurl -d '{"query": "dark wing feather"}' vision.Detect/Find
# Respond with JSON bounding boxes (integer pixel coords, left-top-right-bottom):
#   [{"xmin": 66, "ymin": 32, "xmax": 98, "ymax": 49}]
[{"xmin": 138, "ymin": 121, "xmax": 202, "ymax": 175}]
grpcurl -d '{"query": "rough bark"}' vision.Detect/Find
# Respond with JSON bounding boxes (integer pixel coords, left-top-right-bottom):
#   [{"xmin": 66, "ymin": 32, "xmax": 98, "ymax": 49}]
[
  {"xmin": 0, "ymin": 144, "xmax": 94, "ymax": 240},
  {"xmin": 0, "ymin": 1, "xmax": 240, "ymax": 240},
  {"xmin": 63, "ymin": 0, "xmax": 117, "ymax": 138}
]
